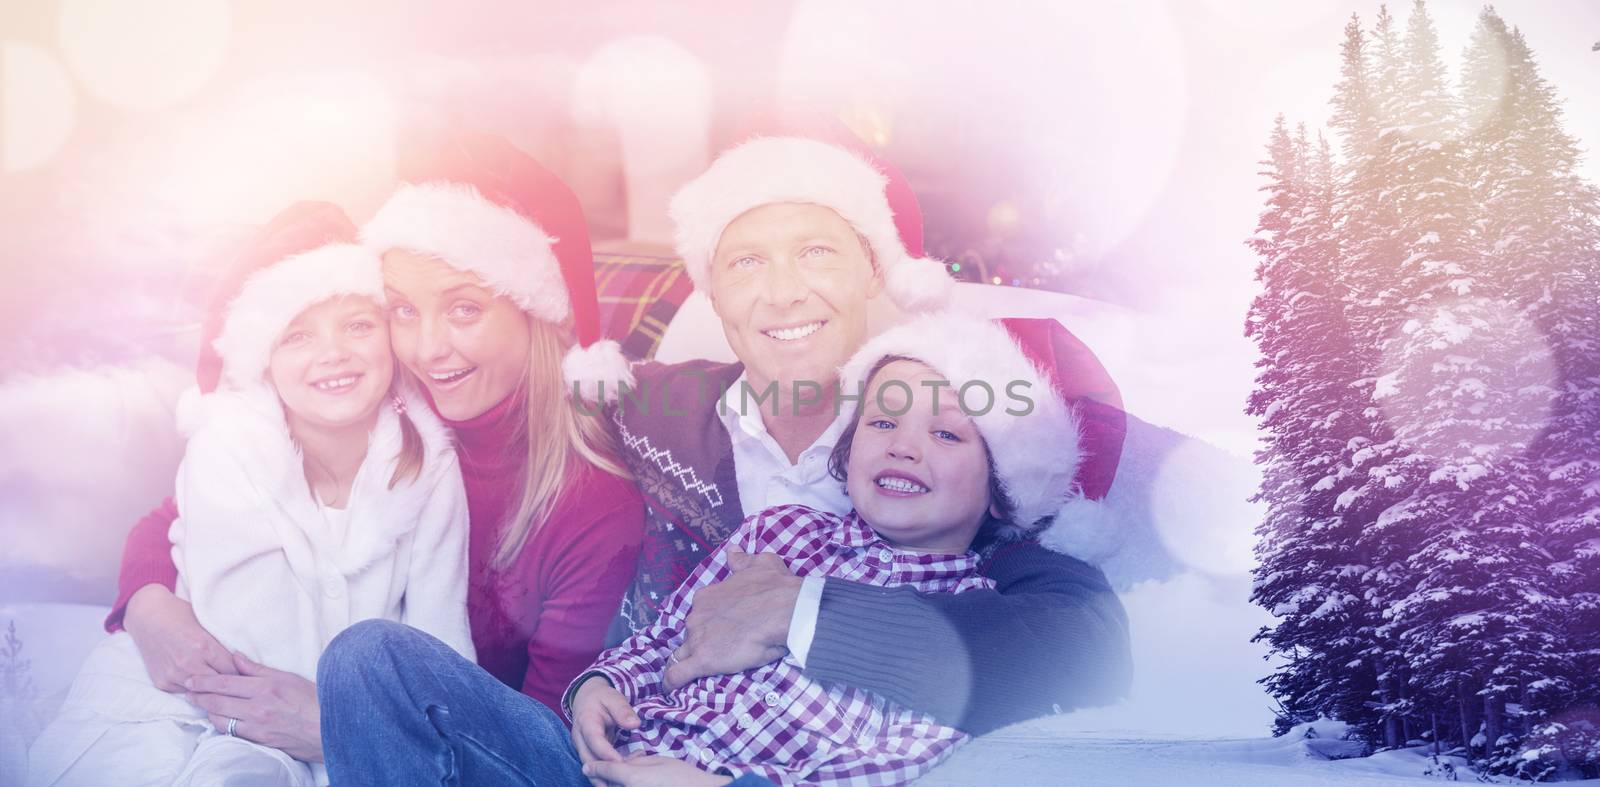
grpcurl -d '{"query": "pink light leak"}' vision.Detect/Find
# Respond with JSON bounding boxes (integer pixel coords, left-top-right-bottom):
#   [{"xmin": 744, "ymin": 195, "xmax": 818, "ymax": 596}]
[{"xmin": 2, "ymin": 0, "xmax": 1597, "ymax": 543}]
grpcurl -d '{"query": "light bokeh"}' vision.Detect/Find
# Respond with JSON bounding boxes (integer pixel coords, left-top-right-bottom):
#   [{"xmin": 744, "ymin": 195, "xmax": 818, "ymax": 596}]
[
  {"xmin": 779, "ymin": 0, "xmax": 1188, "ymax": 262},
  {"xmin": 1150, "ymin": 438, "xmax": 1263, "ymax": 576},
  {"xmin": 574, "ymin": 36, "xmax": 712, "ymax": 243},
  {"xmin": 1, "ymin": 40, "xmax": 77, "ymax": 172},
  {"xmin": 56, "ymin": 0, "xmax": 230, "ymax": 110},
  {"xmin": 142, "ymin": 72, "xmax": 398, "ymax": 228},
  {"xmin": 1373, "ymin": 296, "xmax": 1558, "ymax": 474}
]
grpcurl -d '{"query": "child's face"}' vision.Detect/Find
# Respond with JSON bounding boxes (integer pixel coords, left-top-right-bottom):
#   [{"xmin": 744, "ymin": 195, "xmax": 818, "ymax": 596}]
[
  {"xmin": 268, "ymin": 295, "xmax": 393, "ymax": 431},
  {"xmin": 382, "ymin": 250, "xmax": 532, "ymax": 421},
  {"xmin": 846, "ymin": 359, "xmax": 995, "ymax": 553}
]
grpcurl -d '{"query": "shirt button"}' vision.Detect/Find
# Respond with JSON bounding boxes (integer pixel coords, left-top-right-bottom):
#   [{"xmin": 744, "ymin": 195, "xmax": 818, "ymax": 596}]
[
  {"xmin": 321, "ymin": 575, "xmax": 342, "ymax": 598},
  {"xmin": 764, "ymin": 691, "xmax": 782, "ymax": 705},
  {"xmin": 740, "ymin": 712, "xmax": 755, "ymax": 725},
  {"xmin": 698, "ymin": 749, "xmax": 714, "ymax": 763}
]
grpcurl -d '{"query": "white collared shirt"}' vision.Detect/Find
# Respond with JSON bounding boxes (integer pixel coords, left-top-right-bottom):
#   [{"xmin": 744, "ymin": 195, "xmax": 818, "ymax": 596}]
[
  {"xmin": 716, "ymin": 372, "xmax": 849, "ymax": 667},
  {"xmin": 718, "ymin": 373, "xmax": 853, "ymax": 517}
]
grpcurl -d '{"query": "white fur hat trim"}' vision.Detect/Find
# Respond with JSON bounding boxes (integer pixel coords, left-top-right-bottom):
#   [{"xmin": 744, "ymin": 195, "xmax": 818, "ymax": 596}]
[
  {"xmin": 669, "ymin": 137, "xmax": 953, "ymax": 311},
  {"xmin": 563, "ymin": 339, "xmax": 636, "ymax": 404},
  {"xmin": 837, "ymin": 313, "xmax": 1081, "ymax": 533},
  {"xmin": 360, "ymin": 181, "xmax": 571, "ymax": 323},
  {"xmin": 211, "ymin": 243, "xmax": 386, "ymax": 391}
]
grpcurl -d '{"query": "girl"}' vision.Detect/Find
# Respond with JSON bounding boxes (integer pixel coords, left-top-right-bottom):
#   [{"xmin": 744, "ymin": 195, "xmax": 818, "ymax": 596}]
[
  {"xmin": 566, "ymin": 313, "xmax": 1108, "ymax": 787},
  {"xmin": 28, "ymin": 202, "xmax": 473, "ymax": 787},
  {"xmin": 98, "ymin": 132, "xmax": 645, "ymax": 762}
]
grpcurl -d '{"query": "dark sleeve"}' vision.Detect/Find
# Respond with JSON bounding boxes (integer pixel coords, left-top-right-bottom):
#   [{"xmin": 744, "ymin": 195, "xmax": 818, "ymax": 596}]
[
  {"xmin": 103, "ymin": 498, "xmax": 181, "ymax": 633},
  {"xmin": 805, "ymin": 541, "xmax": 1131, "ymax": 735},
  {"xmin": 723, "ymin": 774, "xmax": 780, "ymax": 786}
]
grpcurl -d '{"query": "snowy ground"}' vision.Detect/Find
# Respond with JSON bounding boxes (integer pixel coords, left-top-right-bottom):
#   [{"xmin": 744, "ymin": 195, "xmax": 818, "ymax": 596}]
[{"xmin": 921, "ymin": 717, "xmax": 1590, "ymax": 786}]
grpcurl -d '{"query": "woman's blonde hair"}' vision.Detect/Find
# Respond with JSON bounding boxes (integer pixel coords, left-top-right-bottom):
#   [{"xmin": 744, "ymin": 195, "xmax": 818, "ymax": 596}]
[{"xmin": 491, "ymin": 317, "xmax": 630, "ymax": 568}]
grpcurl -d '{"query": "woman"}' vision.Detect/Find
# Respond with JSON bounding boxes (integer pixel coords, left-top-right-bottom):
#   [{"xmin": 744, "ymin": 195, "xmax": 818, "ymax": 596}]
[{"xmin": 101, "ymin": 131, "xmax": 645, "ymax": 763}]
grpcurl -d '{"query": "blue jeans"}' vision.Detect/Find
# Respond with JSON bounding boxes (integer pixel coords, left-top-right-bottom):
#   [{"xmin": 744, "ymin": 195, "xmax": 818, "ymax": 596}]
[{"xmin": 317, "ymin": 620, "xmax": 775, "ymax": 787}]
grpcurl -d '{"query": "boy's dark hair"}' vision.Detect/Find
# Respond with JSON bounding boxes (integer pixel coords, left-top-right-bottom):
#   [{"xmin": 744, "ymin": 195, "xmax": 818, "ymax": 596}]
[{"xmin": 828, "ymin": 355, "xmax": 1019, "ymax": 547}]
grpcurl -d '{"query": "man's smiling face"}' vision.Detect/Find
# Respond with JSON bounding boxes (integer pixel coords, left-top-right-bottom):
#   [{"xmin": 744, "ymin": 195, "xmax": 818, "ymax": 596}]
[{"xmin": 708, "ymin": 202, "xmax": 883, "ymax": 404}]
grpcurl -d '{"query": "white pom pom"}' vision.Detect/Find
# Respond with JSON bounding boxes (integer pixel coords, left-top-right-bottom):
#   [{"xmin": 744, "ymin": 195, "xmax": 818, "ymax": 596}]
[
  {"xmin": 1039, "ymin": 495, "xmax": 1124, "ymax": 564},
  {"xmin": 885, "ymin": 256, "xmax": 955, "ymax": 312},
  {"xmin": 562, "ymin": 340, "xmax": 636, "ymax": 404}
]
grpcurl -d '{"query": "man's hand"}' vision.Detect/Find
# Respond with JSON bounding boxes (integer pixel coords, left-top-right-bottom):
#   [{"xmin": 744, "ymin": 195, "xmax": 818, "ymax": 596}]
[
  {"xmin": 570, "ymin": 675, "xmax": 641, "ymax": 784},
  {"xmin": 124, "ymin": 584, "xmax": 238, "ymax": 691},
  {"xmin": 186, "ymin": 651, "xmax": 323, "ymax": 762},
  {"xmin": 583, "ymin": 755, "xmax": 733, "ymax": 787},
  {"xmin": 663, "ymin": 549, "xmax": 801, "ymax": 690}
]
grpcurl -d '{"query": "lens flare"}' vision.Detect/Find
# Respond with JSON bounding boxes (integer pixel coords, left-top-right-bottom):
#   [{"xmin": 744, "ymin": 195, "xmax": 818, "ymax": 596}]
[
  {"xmin": 778, "ymin": 0, "xmax": 1187, "ymax": 260},
  {"xmin": 1, "ymin": 41, "xmax": 77, "ymax": 173},
  {"xmin": 1373, "ymin": 296, "xmax": 1557, "ymax": 476},
  {"xmin": 1150, "ymin": 437, "xmax": 1262, "ymax": 576},
  {"xmin": 57, "ymin": 0, "xmax": 230, "ymax": 111},
  {"xmin": 574, "ymin": 36, "xmax": 712, "ymax": 244}
]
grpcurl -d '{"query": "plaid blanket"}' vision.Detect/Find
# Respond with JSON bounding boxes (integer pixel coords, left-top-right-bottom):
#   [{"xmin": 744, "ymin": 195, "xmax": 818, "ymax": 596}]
[{"xmin": 593, "ymin": 251, "xmax": 694, "ymax": 362}]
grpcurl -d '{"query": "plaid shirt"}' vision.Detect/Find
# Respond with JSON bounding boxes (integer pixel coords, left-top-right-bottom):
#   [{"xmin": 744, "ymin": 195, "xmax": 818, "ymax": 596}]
[{"xmin": 573, "ymin": 504, "xmax": 994, "ymax": 786}]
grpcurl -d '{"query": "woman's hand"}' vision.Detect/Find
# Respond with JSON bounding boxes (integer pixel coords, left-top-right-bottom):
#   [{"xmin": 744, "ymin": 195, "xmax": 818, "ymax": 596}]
[
  {"xmin": 123, "ymin": 584, "xmax": 237, "ymax": 691},
  {"xmin": 570, "ymin": 675, "xmax": 641, "ymax": 779},
  {"xmin": 583, "ymin": 755, "xmax": 733, "ymax": 787},
  {"xmin": 186, "ymin": 651, "xmax": 324, "ymax": 763}
]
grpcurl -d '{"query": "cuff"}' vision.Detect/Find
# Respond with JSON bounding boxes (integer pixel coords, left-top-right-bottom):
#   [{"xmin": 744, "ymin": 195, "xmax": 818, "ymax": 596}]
[
  {"xmin": 785, "ymin": 574, "xmax": 825, "ymax": 668},
  {"xmin": 722, "ymin": 773, "xmax": 780, "ymax": 786},
  {"xmin": 561, "ymin": 670, "xmax": 612, "ymax": 723}
]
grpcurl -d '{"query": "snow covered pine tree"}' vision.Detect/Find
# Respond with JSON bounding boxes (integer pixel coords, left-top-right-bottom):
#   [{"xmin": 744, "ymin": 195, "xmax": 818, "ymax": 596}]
[{"xmin": 1249, "ymin": 1, "xmax": 1600, "ymax": 778}]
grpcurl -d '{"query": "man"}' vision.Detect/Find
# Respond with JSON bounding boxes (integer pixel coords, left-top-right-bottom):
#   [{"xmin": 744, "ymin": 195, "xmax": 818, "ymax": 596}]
[{"xmin": 603, "ymin": 135, "xmax": 1132, "ymax": 740}]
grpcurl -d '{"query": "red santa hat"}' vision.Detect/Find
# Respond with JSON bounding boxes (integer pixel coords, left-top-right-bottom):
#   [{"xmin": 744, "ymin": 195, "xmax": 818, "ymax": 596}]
[
  {"xmin": 359, "ymin": 131, "xmax": 632, "ymax": 403},
  {"xmin": 668, "ymin": 135, "xmax": 954, "ymax": 312},
  {"xmin": 838, "ymin": 314, "xmax": 1127, "ymax": 561},
  {"xmin": 201, "ymin": 202, "xmax": 384, "ymax": 393}
]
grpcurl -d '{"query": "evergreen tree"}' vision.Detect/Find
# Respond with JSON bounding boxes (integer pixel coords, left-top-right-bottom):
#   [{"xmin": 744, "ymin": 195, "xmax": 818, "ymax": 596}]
[
  {"xmin": 1366, "ymin": 1, "xmax": 1530, "ymax": 763},
  {"xmin": 1459, "ymin": 10, "xmax": 1600, "ymax": 778},
  {"xmin": 1327, "ymin": 10, "xmax": 1424, "ymax": 748},
  {"xmin": 1248, "ymin": 119, "xmax": 1378, "ymax": 739},
  {"xmin": 1248, "ymin": 3, "xmax": 1599, "ymax": 775}
]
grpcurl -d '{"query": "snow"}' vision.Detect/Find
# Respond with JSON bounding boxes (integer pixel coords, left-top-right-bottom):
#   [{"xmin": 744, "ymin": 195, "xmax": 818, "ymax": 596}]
[
  {"xmin": 1428, "ymin": 308, "xmax": 1475, "ymax": 344},
  {"xmin": 1309, "ymin": 595, "xmax": 1346, "ymax": 619},
  {"xmin": 916, "ymin": 715, "xmax": 1583, "ymax": 785},
  {"xmin": 1372, "ymin": 371, "xmax": 1400, "ymax": 400},
  {"xmin": 1375, "ymin": 503, "xmax": 1414, "ymax": 529},
  {"xmin": 1261, "ymin": 398, "xmax": 1285, "ymax": 421}
]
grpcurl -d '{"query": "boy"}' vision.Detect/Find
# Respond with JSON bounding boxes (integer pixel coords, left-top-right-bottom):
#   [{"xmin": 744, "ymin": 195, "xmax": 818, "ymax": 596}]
[{"xmin": 568, "ymin": 313, "xmax": 1110, "ymax": 786}]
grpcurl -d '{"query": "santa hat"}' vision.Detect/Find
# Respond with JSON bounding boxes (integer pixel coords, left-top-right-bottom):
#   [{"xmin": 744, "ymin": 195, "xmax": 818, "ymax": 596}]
[
  {"xmin": 668, "ymin": 136, "xmax": 954, "ymax": 312},
  {"xmin": 838, "ymin": 314, "xmax": 1127, "ymax": 561},
  {"xmin": 360, "ymin": 131, "xmax": 632, "ymax": 403},
  {"xmin": 202, "ymin": 202, "xmax": 384, "ymax": 393}
]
